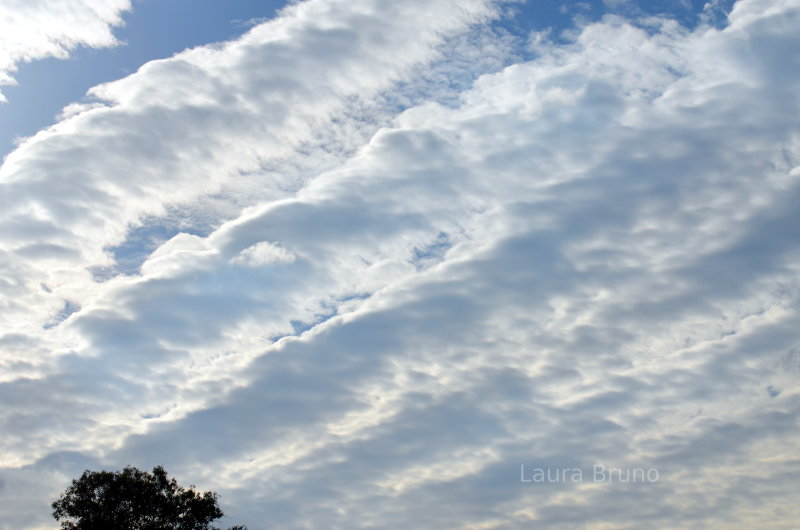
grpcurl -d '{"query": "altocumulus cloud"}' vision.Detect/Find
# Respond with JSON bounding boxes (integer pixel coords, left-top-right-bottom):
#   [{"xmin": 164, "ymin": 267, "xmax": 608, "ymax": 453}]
[
  {"xmin": 1, "ymin": 0, "xmax": 800, "ymax": 528},
  {"xmin": 0, "ymin": 0, "xmax": 130, "ymax": 102}
]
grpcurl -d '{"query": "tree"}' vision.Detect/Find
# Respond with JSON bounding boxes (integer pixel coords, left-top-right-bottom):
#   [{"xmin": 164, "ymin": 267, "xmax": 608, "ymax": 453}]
[{"xmin": 51, "ymin": 465, "xmax": 246, "ymax": 530}]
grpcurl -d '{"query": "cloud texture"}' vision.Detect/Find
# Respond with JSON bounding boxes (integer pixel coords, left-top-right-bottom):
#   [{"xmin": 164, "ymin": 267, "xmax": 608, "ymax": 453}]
[
  {"xmin": 0, "ymin": 0, "xmax": 130, "ymax": 102},
  {"xmin": 1, "ymin": 0, "xmax": 799, "ymax": 528}
]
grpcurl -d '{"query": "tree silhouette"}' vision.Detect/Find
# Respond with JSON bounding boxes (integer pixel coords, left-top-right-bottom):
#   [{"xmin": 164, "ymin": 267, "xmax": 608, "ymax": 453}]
[{"xmin": 51, "ymin": 465, "xmax": 246, "ymax": 530}]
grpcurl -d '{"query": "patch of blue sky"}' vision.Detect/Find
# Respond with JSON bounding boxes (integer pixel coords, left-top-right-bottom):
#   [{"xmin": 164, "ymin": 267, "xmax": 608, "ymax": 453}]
[
  {"xmin": 266, "ymin": 314, "xmax": 336, "ymax": 344},
  {"xmin": 101, "ymin": 221, "xmax": 191, "ymax": 279},
  {"xmin": 90, "ymin": 208, "xmax": 219, "ymax": 280},
  {"xmin": 43, "ymin": 300, "xmax": 81, "ymax": 329},
  {"xmin": 268, "ymin": 292, "xmax": 373, "ymax": 343},
  {"xmin": 412, "ymin": 232, "xmax": 452, "ymax": 271},
  {"xmin": 386, "ymin": 0, "xmax": 724, "ymax": 114},
  {"xmin": 502, "ymin": 0, "xmax": 728, "ymax": 57},
  {"xmin": 0, "ymin": 0, "xmax": 289, "ymax": 157}
]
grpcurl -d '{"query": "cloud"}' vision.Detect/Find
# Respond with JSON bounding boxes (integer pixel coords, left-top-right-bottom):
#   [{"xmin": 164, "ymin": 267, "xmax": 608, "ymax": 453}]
[
  {"xmin": 0, "ymin": 0, "xmax": 501, "ymax": 378},
  {"xmin": 230, "ymin": 242, "xmax": 295, "ymax": 267},
  {"xmin": 1, "ymin": 0, "xmax": 800, "ymax": 528},
  {"xmin": 0, "ymin": 0, "xmax": 131, "ymax": 102}
]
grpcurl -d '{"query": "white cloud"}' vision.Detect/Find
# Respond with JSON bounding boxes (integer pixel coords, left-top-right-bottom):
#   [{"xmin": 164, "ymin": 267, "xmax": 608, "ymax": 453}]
[
  {"xmin": 0, "ymin": 0, "xmax": 500, "ymax": 376},
  {"xmin": 0, "ymin": 0, "xmax": 131, "ymax": 102},
  {"xmin": 1, "ymin": 0, "xmax": 800, "ymax": 528},
  {"xmin": 231, "ymin": 241, "xmax": 295, "ymax": 267}
]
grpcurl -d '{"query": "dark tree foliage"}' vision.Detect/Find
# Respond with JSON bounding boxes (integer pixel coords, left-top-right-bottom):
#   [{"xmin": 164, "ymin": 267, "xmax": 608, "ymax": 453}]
[{"xmin": 51, "ymin": 465, "xmax": 246, "ymax": 530}]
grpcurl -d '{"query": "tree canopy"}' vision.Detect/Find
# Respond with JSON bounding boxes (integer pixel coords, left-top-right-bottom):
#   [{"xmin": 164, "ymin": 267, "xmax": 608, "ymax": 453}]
[{"xmin": 51, "ymin": 465, "xmax": 246, "ymax": 530}]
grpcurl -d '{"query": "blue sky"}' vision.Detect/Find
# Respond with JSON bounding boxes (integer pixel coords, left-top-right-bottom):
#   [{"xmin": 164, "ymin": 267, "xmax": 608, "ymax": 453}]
[{"xmin": 1, "ymin": 1, "xmax": 799, "ymax": 529}]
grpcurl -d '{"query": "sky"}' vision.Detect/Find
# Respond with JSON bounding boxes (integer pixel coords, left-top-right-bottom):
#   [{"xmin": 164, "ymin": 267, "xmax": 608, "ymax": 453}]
[{"xmin": 0, "ymin": 0, "xmax": 798, "ymax": 528}]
